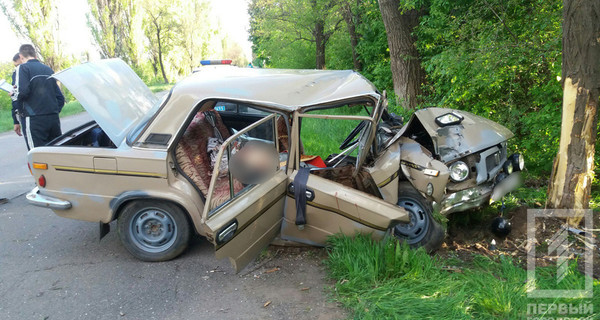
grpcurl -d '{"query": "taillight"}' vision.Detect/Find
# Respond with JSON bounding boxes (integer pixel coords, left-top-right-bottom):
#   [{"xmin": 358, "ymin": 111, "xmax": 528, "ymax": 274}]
[
  {"xmin": 38, "ymin": 175, "xmax": 46, "ymax": 188},
  {"xmin": 28, "ymin": 162, "xmax": 32, "ymax": 175}
]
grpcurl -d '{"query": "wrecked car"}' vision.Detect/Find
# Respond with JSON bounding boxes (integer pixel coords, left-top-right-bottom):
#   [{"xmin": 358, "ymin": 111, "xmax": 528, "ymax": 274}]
[{"xmin": 26, "ymin": 59, "xmax": 523, "ymax": 271}]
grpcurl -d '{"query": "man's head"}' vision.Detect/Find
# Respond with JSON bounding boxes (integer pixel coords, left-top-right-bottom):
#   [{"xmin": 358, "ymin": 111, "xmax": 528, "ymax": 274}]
[
  {"xmin": 12, "ymin": 53, "xmax": 22, "ymax": 67},
  {"xmin": 18, "ymin": 44, "xmax": 37, "ymax": 60}
]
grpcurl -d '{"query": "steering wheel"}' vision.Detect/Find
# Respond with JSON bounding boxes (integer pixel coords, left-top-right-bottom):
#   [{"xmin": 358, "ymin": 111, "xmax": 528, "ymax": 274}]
[{"xmin": 339, "ymin": 120, "xmax": 367, "ymax": 150}]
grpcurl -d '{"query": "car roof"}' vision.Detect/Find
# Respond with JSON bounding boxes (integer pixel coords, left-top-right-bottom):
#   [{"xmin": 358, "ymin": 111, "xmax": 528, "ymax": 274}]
[{"xmin": 172, "ymin": 67, "xmax": 380, "ymax": 112}]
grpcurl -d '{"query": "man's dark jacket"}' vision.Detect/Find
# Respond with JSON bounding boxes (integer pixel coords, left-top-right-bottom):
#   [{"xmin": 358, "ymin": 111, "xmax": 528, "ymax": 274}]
[
  {"xmin": 11, "ymin": 70, "xmax": 19, "ymax": 124},
  {"xmin": 14, "ymin": 59, "xmax": 65, "ymax": 117}
]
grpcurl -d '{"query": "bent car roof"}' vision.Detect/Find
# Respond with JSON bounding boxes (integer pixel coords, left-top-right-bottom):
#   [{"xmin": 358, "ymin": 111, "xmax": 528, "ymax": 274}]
[{"xmin": 172, "ymin": 67, "xmax": 380, "ymax": 111}]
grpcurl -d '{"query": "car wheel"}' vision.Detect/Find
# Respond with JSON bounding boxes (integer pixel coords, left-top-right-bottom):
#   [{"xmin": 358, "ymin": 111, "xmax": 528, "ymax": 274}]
[
  {"xmin": 393, "ymin": 183, "xmax": 444, "ymax": 252},
  {"xmin": 117, "ymin": 200, "xmax": 190, "ymax": 262}
]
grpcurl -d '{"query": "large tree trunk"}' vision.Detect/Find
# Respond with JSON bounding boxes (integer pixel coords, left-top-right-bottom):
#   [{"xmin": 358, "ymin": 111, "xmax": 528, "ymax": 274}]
[
  {"xmin": 378, "ymin": 0, "xmax": 425, "ymax": 109},
  {"xmin": 547, "ymin": 0, "xmax": 600, "ymax": 222},
  {"xmin": 342, "ymin": 2, "xmax": 361, "ymax": 71},
  {"xmin": 314, "ymin": 19, "xmax": 326, "ymax": 69}
]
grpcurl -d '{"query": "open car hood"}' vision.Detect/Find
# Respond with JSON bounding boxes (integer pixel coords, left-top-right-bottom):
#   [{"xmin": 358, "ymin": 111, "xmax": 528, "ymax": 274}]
[
  {"xmin": 52, "ymin": 59, "xmax": 158, "ymax": 146},
  {"xmin": 407, "ymin": 108, "xmax": 514, "ymax": 163}
]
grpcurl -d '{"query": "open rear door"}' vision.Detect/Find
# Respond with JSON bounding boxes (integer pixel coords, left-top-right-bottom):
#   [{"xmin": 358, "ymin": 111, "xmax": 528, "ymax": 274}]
[{"xmin": 202, "ymin": 113, "xmax": 287, "ymax": 272}]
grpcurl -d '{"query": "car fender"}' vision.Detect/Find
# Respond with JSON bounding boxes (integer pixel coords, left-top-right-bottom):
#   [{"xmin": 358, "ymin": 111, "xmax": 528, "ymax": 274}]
[
  {"xmin": 398, "ymin": 137, "xmax": 449, "ymax": 203},
  {"xmin": 109, "ymin": 190, "xmax": 206, "ymax": 235}
]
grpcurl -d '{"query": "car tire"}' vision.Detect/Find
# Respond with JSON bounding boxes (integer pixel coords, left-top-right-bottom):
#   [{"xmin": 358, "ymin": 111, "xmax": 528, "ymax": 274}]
[
  {"xmin": 117, "ymin": 200, "xmax": 190, "ymax": 262},
  {"xmin": 393, "ymin": 183, "xmax": 445, "ymax": 252}
]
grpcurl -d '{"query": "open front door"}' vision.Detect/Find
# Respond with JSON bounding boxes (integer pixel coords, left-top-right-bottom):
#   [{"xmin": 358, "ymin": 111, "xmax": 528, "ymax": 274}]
[
  {"xmin": 202, "ymin": 113, "xmax": 287, "ymax": 272},
  {"xmin": 280, "ymin": 100, "xmax": 409, "ymax": 246}
]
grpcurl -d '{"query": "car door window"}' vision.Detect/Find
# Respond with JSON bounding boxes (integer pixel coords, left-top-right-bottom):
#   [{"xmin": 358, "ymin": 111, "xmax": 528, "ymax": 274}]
[{"xmin": 203, "ymin": 113, "xmax": 282, "ymax": 217}]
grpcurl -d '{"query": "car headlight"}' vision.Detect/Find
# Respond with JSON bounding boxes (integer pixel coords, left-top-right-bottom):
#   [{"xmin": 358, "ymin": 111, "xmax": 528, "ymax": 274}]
[
  {"xmin": 449, "ymin": 161, "xmax": 469, "ymax": 182},
  {"xmin": 435, "ymin": 112, "xmax": 464, "ymax": 126},
  {"xmin": 503, "ymin": 160, "xmax": 513, "ymax": 174},
  {"xmin": 508, "ymin": 153, "xmax": 525, "ymax": 171}
]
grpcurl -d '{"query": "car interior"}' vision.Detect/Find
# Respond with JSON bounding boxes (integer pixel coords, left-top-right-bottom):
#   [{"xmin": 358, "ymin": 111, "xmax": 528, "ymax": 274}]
[{"xmin": 173, "ymin": 100, "xmax": 383, "ymax": 209}]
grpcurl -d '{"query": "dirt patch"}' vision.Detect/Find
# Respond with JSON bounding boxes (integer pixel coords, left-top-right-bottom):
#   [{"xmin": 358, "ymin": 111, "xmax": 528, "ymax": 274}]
[
  {"xmin": 438, "ymin": 205, "xmax": 600, "ymax": 278},
  {"xmin": 238, "ymin": 246, "xmax": 346, "ymax": 320}
]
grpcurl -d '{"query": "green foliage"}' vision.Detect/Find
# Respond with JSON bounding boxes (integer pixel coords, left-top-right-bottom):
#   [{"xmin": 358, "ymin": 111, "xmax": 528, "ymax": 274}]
[
  {"xmin": 1, "ymin": 0, "xmax": 70, "ymax": 71},
  {"xmin": 326, "ymin": 234, "xmax": 600, "ymax": 319},
  {"xmin": 417, "ymin": 0, "xmax": 563, "ymax": 176},
  {"xmin": 87, "ymin": 0, "xmax": 140, "ymax": 66}
]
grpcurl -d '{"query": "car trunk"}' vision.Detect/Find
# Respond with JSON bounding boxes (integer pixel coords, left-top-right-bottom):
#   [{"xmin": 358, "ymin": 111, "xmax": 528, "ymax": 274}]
[{"xmin": 49, "ymin": 121, "xmax": 116, "ymax": 148}]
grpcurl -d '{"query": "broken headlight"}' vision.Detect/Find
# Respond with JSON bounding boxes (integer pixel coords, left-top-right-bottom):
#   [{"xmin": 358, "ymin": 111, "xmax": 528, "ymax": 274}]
[{"xmin": 449, "ymin": 161, "xmax": 469, "ymax": 182}]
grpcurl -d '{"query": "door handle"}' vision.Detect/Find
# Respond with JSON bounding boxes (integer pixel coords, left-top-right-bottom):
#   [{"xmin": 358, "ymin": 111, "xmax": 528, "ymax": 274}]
[{"xmin": 287, "ymin": 183, "xmax": 315, "ymax": 201}]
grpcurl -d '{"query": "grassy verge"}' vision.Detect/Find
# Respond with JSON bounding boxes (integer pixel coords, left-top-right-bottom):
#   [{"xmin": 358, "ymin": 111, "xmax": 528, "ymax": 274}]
[
  {"xmin": 0, "ymin": 101, "xmax": 84, "ymax": 133},
  {"xmin": 148, "ymin": 83, "xmax": 174, "ymax": 93},
  {"xmin": 326, "ymin": 234, "xmax": 599, "ymax": 319}
]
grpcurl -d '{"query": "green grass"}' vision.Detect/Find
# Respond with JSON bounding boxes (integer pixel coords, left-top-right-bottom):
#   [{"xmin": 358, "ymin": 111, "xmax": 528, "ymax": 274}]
[
  {"xmin": 326, "ymin": 234, "xmax": 599, "ymax": 319},
  {"xmin": 300, "ymin": 105, "xmax": 369, "ymax": 160},
  {"xmin": 148, "ymin": 83, "xmax": 174, "ymax": 93}
]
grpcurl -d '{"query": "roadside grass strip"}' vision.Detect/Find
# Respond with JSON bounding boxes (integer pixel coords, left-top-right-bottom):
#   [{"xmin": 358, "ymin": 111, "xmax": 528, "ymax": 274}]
[{"xmin": 325, "ymin": 234, "xmax": 599, "ymax": 319}]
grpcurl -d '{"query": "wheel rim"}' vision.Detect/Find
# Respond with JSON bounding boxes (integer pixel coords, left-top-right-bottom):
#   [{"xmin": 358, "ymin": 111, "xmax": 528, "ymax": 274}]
[
  {"xmin": 129, "ymin": 208, "xmax": 177, "ymax": 253},
  {"xmin": 394, "ymin": 199, "xmax": 430, "ymax": 244}
]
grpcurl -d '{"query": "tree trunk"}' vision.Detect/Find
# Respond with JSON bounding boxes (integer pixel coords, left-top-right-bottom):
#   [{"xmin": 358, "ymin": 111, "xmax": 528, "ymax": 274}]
[
  {"xmin": 314, "ymin": 19, "xmax": 326, "ymax": 69},
  {"xmin": 156, "ymin": 26, "xmax": 169, "ymax": 84},
  {"xmin": 547, "ymin": 0, "xmax": 600, "ymax": 223},
  {"xmin": 342, "ymin": 2, "xmax": 361, "ymax": 71},
  {"xmin": 378, "ymin": 0, "xmax": 425, "ymax": 109}
]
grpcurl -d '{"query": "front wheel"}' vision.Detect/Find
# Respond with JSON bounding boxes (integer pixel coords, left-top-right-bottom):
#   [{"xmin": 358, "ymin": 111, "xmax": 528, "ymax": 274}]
[
  {"xmin": 393, "ymin": 183, "xmax": 444, "ymax": 252},
  {"xmin": 117, "ymin": 200, "xmax": 190, "ymax": 262}
]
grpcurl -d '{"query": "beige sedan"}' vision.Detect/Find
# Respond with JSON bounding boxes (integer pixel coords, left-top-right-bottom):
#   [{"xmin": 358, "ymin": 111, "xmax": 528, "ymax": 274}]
[{"xmin": 26, "ymin": 59, "xmax": 522, "ymax": 271}]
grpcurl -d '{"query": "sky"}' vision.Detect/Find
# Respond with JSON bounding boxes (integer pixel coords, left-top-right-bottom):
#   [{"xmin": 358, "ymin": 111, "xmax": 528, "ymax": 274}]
[{"xmin": 0, "ymin": 0, "xmax": 253, "ymax": 64}]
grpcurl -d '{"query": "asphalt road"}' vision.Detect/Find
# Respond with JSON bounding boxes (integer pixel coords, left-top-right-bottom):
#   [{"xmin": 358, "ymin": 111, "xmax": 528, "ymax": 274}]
[{"xmin": 0, "ymin": 112, "xmax": 344, "ymax": 320}]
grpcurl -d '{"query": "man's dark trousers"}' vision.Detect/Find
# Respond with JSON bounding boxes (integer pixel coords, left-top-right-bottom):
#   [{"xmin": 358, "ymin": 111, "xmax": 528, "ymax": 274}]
[{"xmin": 25, "ymin": 114, "xmax": 61, "ymax": 148}]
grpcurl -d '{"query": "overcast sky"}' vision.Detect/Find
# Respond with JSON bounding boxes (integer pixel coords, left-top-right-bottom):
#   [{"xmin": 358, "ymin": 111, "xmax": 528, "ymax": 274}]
[{"xmin": 0, "ymin": 0, "xmax": 252, "ymax": 64}]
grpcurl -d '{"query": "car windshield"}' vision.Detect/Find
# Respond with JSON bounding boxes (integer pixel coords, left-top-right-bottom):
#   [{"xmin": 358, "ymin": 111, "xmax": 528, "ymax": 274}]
[
  {"xmin": 127, "ymin": 91, "xmax": 171, "ymax": 146},
  {"xmin": 300, "ymin": 103, "xmax": 374, "ymax": 169}
]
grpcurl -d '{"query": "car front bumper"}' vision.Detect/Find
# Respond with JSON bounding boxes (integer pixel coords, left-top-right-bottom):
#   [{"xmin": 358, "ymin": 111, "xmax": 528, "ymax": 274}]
[
  {"xmin": 440, "ymin": 172, "xmax": 520, "ymax": 215},
  {"xmin": 26, "ymin": 187, "xmax": 72, "ymax": 210}
]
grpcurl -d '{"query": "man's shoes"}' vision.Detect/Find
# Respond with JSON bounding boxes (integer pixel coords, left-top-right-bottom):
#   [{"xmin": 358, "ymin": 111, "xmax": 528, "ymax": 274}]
[{"xmin": 0, "ymin": 198, "xmax": 8, "ymax": 205}]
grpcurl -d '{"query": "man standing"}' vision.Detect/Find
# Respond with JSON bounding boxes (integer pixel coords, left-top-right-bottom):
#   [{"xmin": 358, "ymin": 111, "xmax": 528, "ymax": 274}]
[
  {"xmin": 13, "ymin": 44, "xmax": 65, "ymax": 149},
  {"xmin": 10, "ymin": 52, "xmax": 27, "ymax": 145}
]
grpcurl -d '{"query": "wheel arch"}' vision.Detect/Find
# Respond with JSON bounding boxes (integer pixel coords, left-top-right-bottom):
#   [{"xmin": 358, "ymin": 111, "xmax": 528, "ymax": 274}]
[{"xmin": 110, "ymin": 192, "xmax": 200, "ymax": 235}]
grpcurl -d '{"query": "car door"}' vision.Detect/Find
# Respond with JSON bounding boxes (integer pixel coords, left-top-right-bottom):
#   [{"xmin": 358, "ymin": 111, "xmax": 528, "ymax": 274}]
[
  {"xmin": 202, "ymin": 113, "xmax": 288, "ymax": 272},
  {"xmin": 280, "ymin": 100, "xmax": 409, "ymax": 246}
]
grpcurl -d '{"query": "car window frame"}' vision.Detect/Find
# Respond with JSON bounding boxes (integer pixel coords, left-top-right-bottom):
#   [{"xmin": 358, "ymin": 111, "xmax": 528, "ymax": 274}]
[{"xmin": 202, "ymin": 113, "xmax": 281, "ymax": 220}]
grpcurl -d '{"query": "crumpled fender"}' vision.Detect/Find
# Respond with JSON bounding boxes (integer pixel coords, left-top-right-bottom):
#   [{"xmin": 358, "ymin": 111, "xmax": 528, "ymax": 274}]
[{"xmin": 398, "ymin": 137, "xmax": 449, "ymax": 203}]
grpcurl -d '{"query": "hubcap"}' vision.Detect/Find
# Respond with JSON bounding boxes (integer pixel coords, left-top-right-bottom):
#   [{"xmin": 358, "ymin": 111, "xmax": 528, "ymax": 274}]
[
  {"xmin": 394, "ymin": 199, "xmax": 430, "ymax": 244},
  {"xmin": 130, "ymin": 208, "xmax": 177, "ymax": 253}
]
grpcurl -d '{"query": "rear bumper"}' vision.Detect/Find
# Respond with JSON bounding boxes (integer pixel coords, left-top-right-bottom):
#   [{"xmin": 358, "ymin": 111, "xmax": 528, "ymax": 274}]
[{"xmin": 26, "ymin": 187, "xmax": 72, "ymax": 210}]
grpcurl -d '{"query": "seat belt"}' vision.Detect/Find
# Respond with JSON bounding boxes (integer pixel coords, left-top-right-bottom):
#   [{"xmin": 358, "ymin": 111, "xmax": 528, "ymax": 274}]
[{"xmin": 294, "ymin": 167, "xmax": 311, "ymax": 229}]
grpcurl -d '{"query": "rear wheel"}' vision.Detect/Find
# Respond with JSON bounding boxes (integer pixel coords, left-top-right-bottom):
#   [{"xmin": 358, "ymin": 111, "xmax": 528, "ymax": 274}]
[
  {"xmin": 117, "ymin": 200, "xmax": 190, "ymax": 261},
  {"xmin": 393, "ymin": 183, "xmax": 444, "ymax": 252}
]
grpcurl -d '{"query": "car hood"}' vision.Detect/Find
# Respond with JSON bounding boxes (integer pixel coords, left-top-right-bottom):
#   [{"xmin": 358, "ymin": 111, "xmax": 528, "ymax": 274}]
[
  {"xmin": 52, "ymin": 59, "xmax": 158, "ymax": 146},
  {"xmin": 411, "ymin": 108, "xmax": 514, "ymax": 163}
]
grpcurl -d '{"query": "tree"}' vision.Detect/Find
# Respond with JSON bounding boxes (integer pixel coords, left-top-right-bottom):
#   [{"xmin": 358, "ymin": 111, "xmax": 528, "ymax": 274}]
[
  {"xmin": 249, "ymin": 0, "xmax": 343, "ymax": 69},
  {"xmin": 547, "ymin": 0, "xmax": 599, "ymax": 216},
  {"xmin": 378, "ymin": 0, "xmax": 425, "ymax": 109},
  {"xmin": 175, "ymin": 0, "xmax": 215, "ymax": 72},
  {"xmin": 143, "ymin": 0, "xmax": 179, "ymax": 83},
  {"xmin": 87, "ymin": 0, "xmax": 140, "ymax": 66},
  {"xmin": 0, "ymin": 0, "xmax": 67, "ymax": 71},
  {"xmin": 341, "ymin": 0, "xmax": 362, "ymax": 71}
]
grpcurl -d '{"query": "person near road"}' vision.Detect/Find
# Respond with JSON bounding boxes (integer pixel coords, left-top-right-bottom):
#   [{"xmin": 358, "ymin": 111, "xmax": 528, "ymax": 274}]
[
  {"xmin": 10, "ymin": 52, "xmax": 28, "ymax": 146},
  {"xmin": 13, "ymin": 44, "xmax": 65, "ymax": 149}
]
